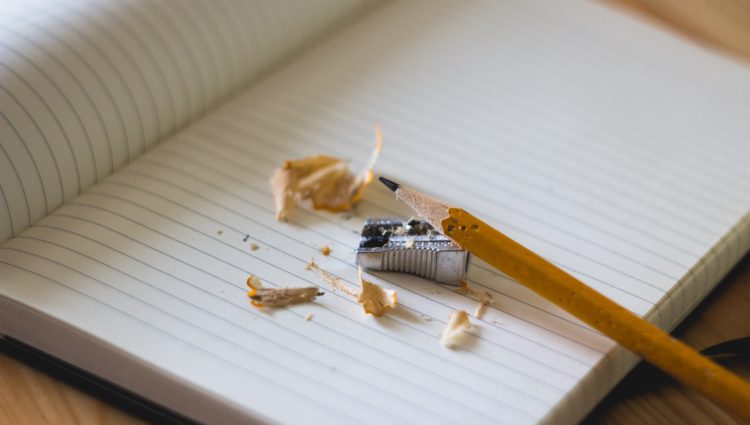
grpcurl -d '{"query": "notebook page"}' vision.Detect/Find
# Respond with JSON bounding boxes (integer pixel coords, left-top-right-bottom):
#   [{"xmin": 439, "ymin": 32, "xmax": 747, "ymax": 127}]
[
  {"xmin": 0, "ymin": 0, "xmax": 371, "ymax": 242},
  {"xmin": 2, "ymin": 0, "xmax": 750, "ymax": 424}
]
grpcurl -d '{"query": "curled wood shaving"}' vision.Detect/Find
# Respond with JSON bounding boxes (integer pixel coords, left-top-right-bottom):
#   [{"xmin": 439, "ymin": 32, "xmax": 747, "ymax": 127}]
[
  {"xmin": 357, "ymin": 267, "xmax": 397, "ymax": 317},
  {"xmin": 270, "ymin": 127, "xmax": 382, "ymax": 220},
  {"xmin": 440, "ymin": 310, "xmax": 472, "ymax": 348},
  {"xmin": 306, "ymin": 259, "xmax": 358, "ymax": 297},
  {"xmin": 246, "ymin": 275, "xmax": 323, "ymax": 308}
]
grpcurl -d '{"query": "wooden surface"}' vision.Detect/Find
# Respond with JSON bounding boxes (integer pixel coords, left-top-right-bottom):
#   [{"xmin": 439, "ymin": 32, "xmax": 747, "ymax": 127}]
[{"xmin": 2, "ymin": 1, "xmax": 750, "ymax": 424}]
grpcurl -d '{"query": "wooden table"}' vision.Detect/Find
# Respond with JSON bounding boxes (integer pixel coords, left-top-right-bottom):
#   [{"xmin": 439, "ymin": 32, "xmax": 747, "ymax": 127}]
[{"xmin": 2, "ymin": 1, "xmax": 750, "ymax": 424}]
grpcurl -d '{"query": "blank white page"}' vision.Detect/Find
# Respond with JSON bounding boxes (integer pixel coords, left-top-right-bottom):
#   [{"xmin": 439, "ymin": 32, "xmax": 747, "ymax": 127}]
[{"xmin": 2, "ymin": 1, "xmax": 750, "ymax": 424}]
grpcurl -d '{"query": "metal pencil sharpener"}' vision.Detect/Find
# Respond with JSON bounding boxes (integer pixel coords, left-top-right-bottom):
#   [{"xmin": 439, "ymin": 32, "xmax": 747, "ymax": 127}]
[{"xmin": 355, "ymin": 218, "xmax": 469, "ymax": 285}]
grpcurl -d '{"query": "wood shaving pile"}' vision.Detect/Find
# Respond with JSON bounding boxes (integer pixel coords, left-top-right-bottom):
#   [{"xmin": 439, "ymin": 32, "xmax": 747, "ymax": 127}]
[
  {"xmin": 270, "ymin": 128, "xmax": 382, "ymax": 220},
  {"xmin": 246, "ymin": 275, "xmax": 323, "ymax": 308},
  {"xmin": 440, "ymin": 310, "xmax": 471, "ymax": 348},
  {"xmin": 357, "ymin": 267, "xmax": 397, "ymax": 317}
]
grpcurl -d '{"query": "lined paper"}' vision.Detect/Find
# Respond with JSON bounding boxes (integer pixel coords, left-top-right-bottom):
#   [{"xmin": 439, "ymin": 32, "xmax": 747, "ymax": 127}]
[
  {"xmin": 1, "ymin": 1, "xmax": 750, "ymax": 424},
  {"xmin": 0, "ymin": 0, "xmax": 370, "ymax": 242}
]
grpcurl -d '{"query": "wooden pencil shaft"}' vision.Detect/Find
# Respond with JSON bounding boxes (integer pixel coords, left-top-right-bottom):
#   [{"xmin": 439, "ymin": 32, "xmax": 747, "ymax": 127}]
[
  {"xmin": 383, "ymin": 182, "xmax": 750, "ymax": 421},
  {"xmin": 440, "ymin": 207, "xmax": 750, "ymax": 420}
]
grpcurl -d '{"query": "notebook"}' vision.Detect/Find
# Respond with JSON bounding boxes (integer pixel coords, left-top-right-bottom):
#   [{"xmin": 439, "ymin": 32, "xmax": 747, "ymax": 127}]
[{"xmin": 2, "ymin": 0, "xmax": 750, "ymax": 424}]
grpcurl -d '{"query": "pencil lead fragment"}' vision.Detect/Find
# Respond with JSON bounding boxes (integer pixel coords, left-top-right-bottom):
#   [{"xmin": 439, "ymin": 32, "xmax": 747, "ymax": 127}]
[{"xmin": 378, "ymin": 176, "xmax": 400, "ymax": 192}]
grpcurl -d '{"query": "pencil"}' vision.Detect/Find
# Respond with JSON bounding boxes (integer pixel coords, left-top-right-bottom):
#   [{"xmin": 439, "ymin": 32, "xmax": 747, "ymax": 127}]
[{"xmin": 379, "ymin": 176, "xmax": 750, "ymax": 421}]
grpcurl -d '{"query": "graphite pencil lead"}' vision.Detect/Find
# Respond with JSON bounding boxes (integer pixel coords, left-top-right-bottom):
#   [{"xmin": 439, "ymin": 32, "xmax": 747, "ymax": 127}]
[{"xmin": 378, "ymin": 176, "xmax": 400, "ymax": 192}]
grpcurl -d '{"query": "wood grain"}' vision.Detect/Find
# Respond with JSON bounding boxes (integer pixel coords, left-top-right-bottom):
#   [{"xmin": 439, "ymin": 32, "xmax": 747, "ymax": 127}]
[
  {"xmin": 0, "ymin": 350, "xmax": 146, "ymax": 425},
  {"xmin": 585, "ymin": 254, "xmax": 750, "ymax": 425},
  {"xmin": 1, "ymin": 1, "xmax": 749, "ymax": 423}
]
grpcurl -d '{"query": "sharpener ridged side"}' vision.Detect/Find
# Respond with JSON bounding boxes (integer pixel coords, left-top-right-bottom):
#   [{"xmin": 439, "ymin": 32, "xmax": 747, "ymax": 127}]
[{"xmin": 381, "ymin": 248, "xmax": 437, "ymax": 280}]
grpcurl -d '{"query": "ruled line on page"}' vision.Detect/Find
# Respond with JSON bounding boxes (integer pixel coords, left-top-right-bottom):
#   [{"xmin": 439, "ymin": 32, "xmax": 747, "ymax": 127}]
[
  {"xmin": 0, "ymin": 85, "xmax": 67, "ymax": 208},
  {"xmin": 0, "ymin": 43, "xmax": 90, "ymax": 191},
  {"xmin": 5, "ymin": 11, "xmax": 138, "ymax": 173},
  {"xmin": 0, "ymin": 132, "xmax": 31, "ymax": 228}
]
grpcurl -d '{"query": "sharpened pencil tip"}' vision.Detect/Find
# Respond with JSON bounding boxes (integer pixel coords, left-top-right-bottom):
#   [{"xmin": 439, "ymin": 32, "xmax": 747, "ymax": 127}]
[{"xmin": 378, "ymin": 177, "xmax": 400, "ymax": 192}]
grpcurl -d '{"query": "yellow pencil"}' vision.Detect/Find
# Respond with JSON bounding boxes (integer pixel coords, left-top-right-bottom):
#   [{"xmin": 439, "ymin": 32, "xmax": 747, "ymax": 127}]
[{"xmin": 378, "ymin": 177, "xmax": 750, "ymax": 421}]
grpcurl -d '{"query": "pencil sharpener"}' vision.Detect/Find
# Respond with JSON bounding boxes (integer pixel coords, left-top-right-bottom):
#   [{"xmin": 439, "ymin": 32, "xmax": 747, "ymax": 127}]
[{"xmin": 355, "ymin": 218, "xmax": 469, "ymax": 285}]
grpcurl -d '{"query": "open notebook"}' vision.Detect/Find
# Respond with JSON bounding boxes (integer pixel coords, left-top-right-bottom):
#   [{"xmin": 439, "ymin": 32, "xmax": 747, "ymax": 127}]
[{"xmin": 2, "ymin": 0, "xmax": 750, "ymax": 424}]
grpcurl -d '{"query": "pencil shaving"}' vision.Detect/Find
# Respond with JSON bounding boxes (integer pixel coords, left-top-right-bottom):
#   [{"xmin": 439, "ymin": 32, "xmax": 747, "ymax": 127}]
[
  {"xmin": 357, "ymin": 267, "xmax": 397, "ymax": 316},
  {"xmin": 474, "ymin": 291, "xmax": 493, "ymax": 319},
  {"xmin": 306, "ymin": 259, "xmax": 358, "ymax": 297},
  {"xmin": 247, "ymin": 274, "xmax": 262, "ymax": 289},
  {"xmin": 455, "ymin": 281, "xmax": 482, "ymax": 298},
  {"xmin": 270, "ymin": 127, "xmax": 382, "ymax": 220},
  {"xmin": 454, "ymin": 280, "xmax": 470, "ymax": 295},
  {"xmin": 440, "ymin": 310, "xmax": 471, "ymax": 348},
  {"xmin": 456, "ymin": 282, "xmax": 493, "ymax": 318},
  {"xmin": 246, "ymin": 275, "xmax": 323, "ymax": 308}
]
